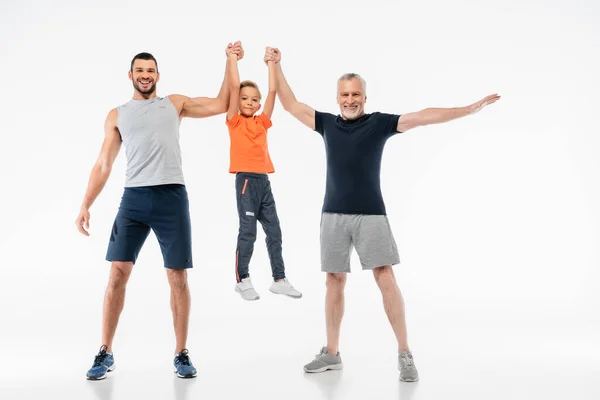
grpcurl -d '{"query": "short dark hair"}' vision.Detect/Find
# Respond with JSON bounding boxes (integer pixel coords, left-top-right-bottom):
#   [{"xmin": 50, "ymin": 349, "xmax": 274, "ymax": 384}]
[{"xmin": 130, "ymin": 52, "xmax": 158, "ymax": 72}]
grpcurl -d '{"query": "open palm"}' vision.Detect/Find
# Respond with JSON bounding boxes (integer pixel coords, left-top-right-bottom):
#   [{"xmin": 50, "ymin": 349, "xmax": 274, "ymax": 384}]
[{"xmin": 470, "ymin": 94, "xmax": 501, "ymax": 114}]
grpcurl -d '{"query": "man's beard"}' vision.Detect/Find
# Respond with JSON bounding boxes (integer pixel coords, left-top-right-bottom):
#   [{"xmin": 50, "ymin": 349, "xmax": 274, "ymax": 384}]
[
  {"xmin": 341, "ymin": 106, "xmax": 361, "ymax": 119},
  {"xmin": 133, "ymin": 81, "xmax": 156, "ymax": 95}
]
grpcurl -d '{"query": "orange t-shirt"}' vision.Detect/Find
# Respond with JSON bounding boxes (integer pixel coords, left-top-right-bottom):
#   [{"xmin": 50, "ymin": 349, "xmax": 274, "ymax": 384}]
[{"xmin": 226, "ymin": 113, "xmax": 275, "ymax": 174}]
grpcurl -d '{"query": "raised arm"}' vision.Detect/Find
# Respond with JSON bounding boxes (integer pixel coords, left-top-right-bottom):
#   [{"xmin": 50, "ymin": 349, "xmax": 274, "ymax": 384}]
[
  {"xmin": 75, "ymin": 108, "xmax": 122, "ymax": 236},
  {"xmin": 261, "ymin": 61, "xmax": 277, "ymax": 119},
  {"xmin": 265, "ymin": 47, "xmax": 315, "ymax": 130},
  {"xmin": 170, "ymin": 42, "xmax": 245, "ymax": 119},
  {"xmin": 396, "ymin": 94, "xmax": 501, "ymax": 133},
  {"xmin": 226, "ymin": 46, "xmax": 241, "ymax": 121}
]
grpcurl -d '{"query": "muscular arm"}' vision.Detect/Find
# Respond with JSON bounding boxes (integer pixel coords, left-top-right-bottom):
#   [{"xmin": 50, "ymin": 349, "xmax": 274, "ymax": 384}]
[
  {"xmin": 261, "ymin": 61, "xmax": 276, "ymax": 119},
  {"xmin": 82, "ymin": 109, "xmax": 121, "ymax": 209},
  {"xmin": 76, "ymin": 109, "xmax": 122, "ymax": 235},
  {"xmin": 273, "ymin": 62, "xmax": 315, "ymax": 130},
  {"xmin": 226, "ymin": 52, "xmax": 240, "ymax": 121},
  {"xmin": 170, "ymin": 58, "xmax": 231, "ymax": 119},
  {"xmin": 396, "ymin": 94, "xmax": 500, "ymax": 133}
]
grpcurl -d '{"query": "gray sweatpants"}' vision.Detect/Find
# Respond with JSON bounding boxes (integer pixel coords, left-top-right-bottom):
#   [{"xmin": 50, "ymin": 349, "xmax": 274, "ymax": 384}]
[
  {"xmin": 235, "ymin": 173, "xmax": 285, "ymax": 282},
  {"xmin": 320, "ymin": 212, "xmax": 400, "ymax": 273}
]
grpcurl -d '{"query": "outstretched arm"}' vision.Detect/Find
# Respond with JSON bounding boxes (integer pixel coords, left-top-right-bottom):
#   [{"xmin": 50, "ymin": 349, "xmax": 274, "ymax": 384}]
[
  {"xmin": 171, "ymin": 42, "xmax": 245, "ymax": 119},
  {"xmin": 75, "ymin": 109, "xmax": 122, "ymax": 236},
  {"xmin": 266, "ymin": 47, "xmax": 315, "ymax": 130},
  {"xmin": 226, "ymin": 46, "xmax": 241, "ymax": 121},
  {"xmin": 261, "ymin": 60, "xmax": 277, "ymax": 119},
  {"xmin": 396, "ymin": 94, "xmax": 501, "ymax": 133}
]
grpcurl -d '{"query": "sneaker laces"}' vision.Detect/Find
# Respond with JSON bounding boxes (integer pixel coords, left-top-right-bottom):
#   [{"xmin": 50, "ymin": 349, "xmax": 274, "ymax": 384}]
[
  {"xmin": 175, "ymin": 349, "xmax": 191, "ymax": 366},
  {"xmin": 400, "ymin": 353, "xmax": 414, "ymax": 369},
  {"xmin": 92, "ymin": 345, "xmax": 109, "ymax": 367},
  {"xmin": 315, "ymin": 347, "xmax": 329, "ymax": 359}
]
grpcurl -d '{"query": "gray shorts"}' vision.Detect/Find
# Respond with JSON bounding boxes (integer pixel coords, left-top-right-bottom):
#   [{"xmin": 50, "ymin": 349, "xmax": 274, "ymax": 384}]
[{"xmin": 320, "ymin": 213, "xmax": 400, "ymax": 273}]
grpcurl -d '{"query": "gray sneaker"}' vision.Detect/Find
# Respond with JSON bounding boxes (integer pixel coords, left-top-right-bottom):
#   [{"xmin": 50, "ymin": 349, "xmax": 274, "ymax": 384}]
[
  {"xmin": 398, "ymin": 350, "xmax": 419, "ymax": 382},
  {"xmin": 304, "ymin": 347, "xmax": 343, "ymax": 373},
  {"xmin": 235, "ymin": 278, "xmax": 260, "ymax": 301}
]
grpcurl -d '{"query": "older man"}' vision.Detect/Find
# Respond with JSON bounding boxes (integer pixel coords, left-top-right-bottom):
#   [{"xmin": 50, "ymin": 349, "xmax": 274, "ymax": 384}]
[{"xmin": 265, "ymin": 46, "xmax": 499, "ymax": 381}]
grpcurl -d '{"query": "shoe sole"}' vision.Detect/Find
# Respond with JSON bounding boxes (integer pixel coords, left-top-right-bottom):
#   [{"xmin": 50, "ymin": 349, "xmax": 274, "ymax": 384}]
[
  {"xmin": 174, "ymin": 369, "xmax": 197, "ymax": 378},
  {"xmin": 400, "ymin": 377, "xmax": 419, "ymax": 382},
  {"xmin": 398, "ymin": 365, "xmax": 418, "ymax": 382},
  {"xmin": 86, "ymin": 364, "xmax": 116, "ymax": 380},
  {"xmin": 269, "ymin": 289, "xmax": 302, "ymax": 298},
  {"xmin": 303, "ymin": 363, "xmax": 343, "ymax": 373},
  {"xmin": 235, "ymin": 287, "xmax": 259, "ymax": 300}
]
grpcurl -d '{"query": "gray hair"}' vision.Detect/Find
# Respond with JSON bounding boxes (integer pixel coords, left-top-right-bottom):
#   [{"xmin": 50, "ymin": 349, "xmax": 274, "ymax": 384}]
[{"xmin": 337, "ymin": 73, "xmax": 367, "ymax": 95}]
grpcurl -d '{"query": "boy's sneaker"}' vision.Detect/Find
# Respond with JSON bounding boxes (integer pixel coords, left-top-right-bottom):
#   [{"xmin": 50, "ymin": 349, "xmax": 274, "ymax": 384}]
[
  {"xmin": 269, "ymin": 278, "xmax": 302, "ymax": 298},
  {"xmin": 86, "ymin": 345, "xmax": 115, "ymax": 380},
  {"xmin": 235, "ymin": 278, "xmax": 260, "ymax": 301},
  {"xmin": 303, "ymin": 347, "xmax": 343, "ymax": 373},
  {"xmin": 174, "ymin": 349, "xmax": 197, "ymax": 378},
  {"xmin": 398, "ymin": 350, "xmax": 419, "ymax": 382}
]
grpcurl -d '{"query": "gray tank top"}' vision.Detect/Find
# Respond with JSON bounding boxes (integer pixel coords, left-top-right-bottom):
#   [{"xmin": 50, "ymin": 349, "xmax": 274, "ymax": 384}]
[{"xmin": 117, "ymin": 96, "xmax": 184, "ymax": 187}]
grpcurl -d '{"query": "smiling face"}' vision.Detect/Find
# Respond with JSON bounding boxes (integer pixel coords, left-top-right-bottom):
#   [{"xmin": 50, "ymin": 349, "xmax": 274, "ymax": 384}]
[
  {"xmin": 337, "ymin": 75, "xmax": 367, "ymax": 120},
  {"xmin": 129, "ymin": 59, "xmax": 159, "ymax": 97},
  {"xmin": 238, "ymin": 81, "xmax": 262, "ymax": 117}
]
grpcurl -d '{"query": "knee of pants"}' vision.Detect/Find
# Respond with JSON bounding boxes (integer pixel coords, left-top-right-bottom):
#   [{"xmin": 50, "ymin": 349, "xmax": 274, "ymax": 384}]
[
  {"xmin": 238, "ymin": 234, "xmax": 257, "ymax": 249},
  {"xmin": 238, "ymin": 228, "xmax": 257, "ymax": 241},
  {"xmin": 238, "ymin": 218, "xmax": 258, "ymax": 239},
  {"xmin": 265, "ymin": 230, "xmax": 282, "ymax": 244},
  {"xmin": 264, "ymin": 223, "xmax": 282, "ymax": 240}
]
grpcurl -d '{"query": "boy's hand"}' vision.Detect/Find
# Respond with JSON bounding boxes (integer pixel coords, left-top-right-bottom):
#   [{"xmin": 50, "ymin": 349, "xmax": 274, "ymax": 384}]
[
  {"xmin": 264, "ymin": 46, "xmax": 280, "ymax": 64},
  {"xmin": 232, "ymin": 41, "xmax": 244, "ymax": 60},
  {"xmin": 226, "ymin": 41, "xmax": 244, "ymax": 60}
]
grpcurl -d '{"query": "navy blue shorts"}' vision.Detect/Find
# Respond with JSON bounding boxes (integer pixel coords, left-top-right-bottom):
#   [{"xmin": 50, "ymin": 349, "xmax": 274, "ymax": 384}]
[{"xmin": 106, "ymin": 184, "xmax": 193, "ymax": 269}]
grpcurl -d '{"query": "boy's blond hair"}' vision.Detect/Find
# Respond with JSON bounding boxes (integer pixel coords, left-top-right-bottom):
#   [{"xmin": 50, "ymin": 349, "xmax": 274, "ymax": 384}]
[{"xmin": 240, "ymin": 80, "xmax": 262, "ymax": 100}]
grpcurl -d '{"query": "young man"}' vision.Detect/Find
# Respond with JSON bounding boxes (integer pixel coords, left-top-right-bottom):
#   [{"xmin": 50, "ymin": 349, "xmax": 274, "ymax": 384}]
[
  {"xmin": 264, "ymin": 46, "xmax": 500, "ymax": 382},
  {"xmin": 76, "ymin": 42, "xmax": 244, "ymax": 380}
]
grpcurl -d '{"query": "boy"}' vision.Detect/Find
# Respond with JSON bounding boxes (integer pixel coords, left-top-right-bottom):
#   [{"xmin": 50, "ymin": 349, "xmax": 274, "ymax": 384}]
[{"xmin": 225, "ymin": 45, "xmax": 301, "ymax": 301}]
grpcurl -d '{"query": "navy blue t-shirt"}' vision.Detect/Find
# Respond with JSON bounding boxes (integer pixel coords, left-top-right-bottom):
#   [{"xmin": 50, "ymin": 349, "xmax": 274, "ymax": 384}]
[{"xmin": 314, "ymin": 111, "xmax": 401, "ymax": 215}]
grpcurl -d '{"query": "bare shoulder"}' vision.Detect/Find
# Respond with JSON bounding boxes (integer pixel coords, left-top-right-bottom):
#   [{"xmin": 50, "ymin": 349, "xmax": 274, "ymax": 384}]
[
  {"xmin": 168, "ymin": 94, "xmax": 188, "ymax": 113},
  {"xmin": 100, "ymin": 108, "xmax": 122, "ymax": 145},
  {"xmin": 105, "ymin": 108, "xmax": 118, "ymax": 126}
]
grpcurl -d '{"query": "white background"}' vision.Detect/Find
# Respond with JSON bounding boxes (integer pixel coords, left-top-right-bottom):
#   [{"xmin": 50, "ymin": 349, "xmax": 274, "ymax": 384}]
[{"xmin": 1, "ymin": 0, "xmax": 599, "ymax": 399}]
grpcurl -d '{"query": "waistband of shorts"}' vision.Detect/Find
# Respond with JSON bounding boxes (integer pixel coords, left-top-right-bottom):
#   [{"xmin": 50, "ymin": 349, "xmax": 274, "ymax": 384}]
[
  {"xmin": 123, "ymin": 183, "xmax": 185, "ymax": 191},
  {"xmin": 322, "ymin": 211, "xmax": 387, "ymax": 216}
]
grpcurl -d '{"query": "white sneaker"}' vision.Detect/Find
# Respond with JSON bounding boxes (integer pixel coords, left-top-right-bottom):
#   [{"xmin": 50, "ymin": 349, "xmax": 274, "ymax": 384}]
[
  {"xmin": 235, "ymin": 278, "xmax": 260, "ymax": 301},
  {"xmin": 269, "ymin": 278, "xmax": 302, "ymax": 298}
]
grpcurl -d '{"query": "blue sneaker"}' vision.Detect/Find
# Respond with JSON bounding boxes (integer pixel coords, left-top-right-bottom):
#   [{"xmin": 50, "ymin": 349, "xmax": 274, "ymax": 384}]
[
  {"xmin": 86, "ymin": 345, "xmax": 115, "ymax": 380},
  {"xmin": 174, "ymin": 349, "xmax": 197, "ymax": 378}
]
